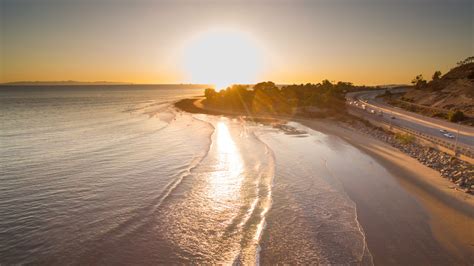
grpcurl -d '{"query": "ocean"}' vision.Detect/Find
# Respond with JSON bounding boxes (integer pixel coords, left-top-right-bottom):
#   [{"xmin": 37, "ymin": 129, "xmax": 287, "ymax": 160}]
[{"xmin": 1, "ymin": 85, "xmax": 448, "ymax": 264}]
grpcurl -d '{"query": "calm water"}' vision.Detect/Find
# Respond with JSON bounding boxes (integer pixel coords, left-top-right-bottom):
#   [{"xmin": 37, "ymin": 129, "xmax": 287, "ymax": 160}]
[{"xmin": 0, "ymin": 85, "xmax": 450, "ymax": 264}]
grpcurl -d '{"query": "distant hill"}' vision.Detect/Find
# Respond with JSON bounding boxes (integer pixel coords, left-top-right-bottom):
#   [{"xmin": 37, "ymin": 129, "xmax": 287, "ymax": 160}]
[
  {"xmin": 0, "ymin": 81, "xmax": 133, "ymax": 86},
  {"xmin": 402, "ymin": 62, "xmax": 474, "ymax": 117}
]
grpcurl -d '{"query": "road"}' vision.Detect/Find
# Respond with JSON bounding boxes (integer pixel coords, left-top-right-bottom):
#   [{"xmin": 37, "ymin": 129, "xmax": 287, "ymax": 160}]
[{"xmin": 346, "ymin": 89, "xmax": 474, "ymax": 150}]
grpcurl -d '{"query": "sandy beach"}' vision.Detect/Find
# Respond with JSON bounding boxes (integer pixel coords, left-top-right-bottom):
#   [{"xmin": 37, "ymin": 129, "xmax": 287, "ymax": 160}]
[
  {"xmin": 299, "ymin": 119, "xmax": 474, "ymax": 265},
  {"xmin": 176, "ymin": 98, "xmax": 474, "ymax": 265}
]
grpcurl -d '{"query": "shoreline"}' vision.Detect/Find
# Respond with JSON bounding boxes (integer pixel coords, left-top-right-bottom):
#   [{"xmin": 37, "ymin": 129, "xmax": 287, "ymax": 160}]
[
  {"xmin": 298, "ymin": 119, "xmax": 474, "ymax": 264},
  {"xmin": 175, "ymin": 98, "xmax": 474, "ymax": 264}
]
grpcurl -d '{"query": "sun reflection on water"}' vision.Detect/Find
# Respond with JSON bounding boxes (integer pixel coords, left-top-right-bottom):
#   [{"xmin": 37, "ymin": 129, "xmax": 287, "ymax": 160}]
[{"xmin": 207, "ymin": 121, "xmax": 244, "ymax": 208}]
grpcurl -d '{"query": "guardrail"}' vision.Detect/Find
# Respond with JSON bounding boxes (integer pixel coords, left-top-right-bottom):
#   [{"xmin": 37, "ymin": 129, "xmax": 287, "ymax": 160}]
[
  {"xmin": 390, "ymin": 120, "xmax": 473, "ymax": 158},
  {"xmin": 347, "ymin": 104, "xmax": 474, "ymax": 159}
]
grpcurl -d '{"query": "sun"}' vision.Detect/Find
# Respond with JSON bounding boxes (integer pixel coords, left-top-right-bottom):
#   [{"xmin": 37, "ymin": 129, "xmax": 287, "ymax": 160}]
[{"xmin": 183, "ymin": 29, "xmax": 263, "ymax": 90}]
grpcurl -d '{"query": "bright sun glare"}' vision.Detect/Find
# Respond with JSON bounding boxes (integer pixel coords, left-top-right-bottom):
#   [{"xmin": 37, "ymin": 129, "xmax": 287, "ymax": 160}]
[{"xmin": 183, "ymin": 29, "xmax": 263, "ymax": 90}]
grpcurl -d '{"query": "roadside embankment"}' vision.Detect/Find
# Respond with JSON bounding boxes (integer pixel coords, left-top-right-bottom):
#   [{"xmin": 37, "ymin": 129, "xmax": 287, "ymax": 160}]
[{"xmin": 343, "ymin": 118, "xmax": 473, "ymax": 194}]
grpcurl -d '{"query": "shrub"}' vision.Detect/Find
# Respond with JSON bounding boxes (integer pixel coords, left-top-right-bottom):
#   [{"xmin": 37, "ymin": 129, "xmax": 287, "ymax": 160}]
[
  {"xmin": 395, "ymin": 133, "xmax": 415, "ymax": 144},
  {"xmin": 448, "ymin": 110, "xmax": 465, "ymax": 122}
]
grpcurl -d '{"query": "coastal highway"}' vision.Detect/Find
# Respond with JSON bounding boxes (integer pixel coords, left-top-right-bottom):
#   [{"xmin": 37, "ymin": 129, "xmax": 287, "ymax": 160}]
[{"xmin": 346, "ymin": 89, "xmax": 474, "ymax": 150}]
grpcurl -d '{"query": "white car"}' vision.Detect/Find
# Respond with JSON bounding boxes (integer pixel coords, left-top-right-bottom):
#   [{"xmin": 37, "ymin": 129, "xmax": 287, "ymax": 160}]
[{"xmin": 443, "ymin": 133, "xmax": 455, "ymax": 139}]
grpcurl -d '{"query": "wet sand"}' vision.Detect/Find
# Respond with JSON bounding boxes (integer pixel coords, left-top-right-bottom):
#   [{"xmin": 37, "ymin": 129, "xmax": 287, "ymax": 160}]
[
  {"xmin": 300, "ymin": 119, "xmax": 474, "ymax": 265},
  {"xmin": 175, "ymin": 98, "xmax": 474, "ymax": 264}
]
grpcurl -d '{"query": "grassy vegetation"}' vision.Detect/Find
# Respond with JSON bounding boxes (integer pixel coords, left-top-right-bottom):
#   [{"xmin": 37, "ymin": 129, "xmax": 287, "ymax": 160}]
[{"xmin": 395, "ymin": 133, "xmax": 415, "ymax": 144}]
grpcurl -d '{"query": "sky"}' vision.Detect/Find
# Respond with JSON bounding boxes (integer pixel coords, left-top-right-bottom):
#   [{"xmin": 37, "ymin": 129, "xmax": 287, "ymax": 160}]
[{"xmin": 0, "ymin": 0, "xmax": 472, "ymax": 85}]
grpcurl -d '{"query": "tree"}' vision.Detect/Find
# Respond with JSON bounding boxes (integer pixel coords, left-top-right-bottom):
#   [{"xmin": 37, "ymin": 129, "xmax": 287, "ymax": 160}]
[
  {"xmin": 432, "ymin": 70, "xmax": 442, "ymax": 80},
  {"xmin": 411, "ymin": 74, "xmax": 427, "ymax": 89},
  {"xmin": 253, "ymin": 81, "xmax": 277, "ymax": 92},
  {"xmin": 320, "ymin": 79, "xmax": 333, "ymax": 88},
  {"xmin": 202, "ymin": 80, "xmax": 360, "ymax": 115},
  {"xmin": 448, "ymin": 110, "xmax": 465, "ymax": 122},
  {"xmin": 204, "ymin": 88, "xmax": 217, "ymax": 100}
]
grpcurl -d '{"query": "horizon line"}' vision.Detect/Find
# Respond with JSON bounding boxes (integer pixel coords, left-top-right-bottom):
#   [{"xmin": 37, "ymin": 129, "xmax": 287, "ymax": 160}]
[{"xmin": 0, "ymin": 80, "xmax": 410, "ymax": 87}]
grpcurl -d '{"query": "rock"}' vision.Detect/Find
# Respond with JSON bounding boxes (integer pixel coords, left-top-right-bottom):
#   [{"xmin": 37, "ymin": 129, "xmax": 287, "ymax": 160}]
[{"xmin": 349, "ymin": 119, "xmax": 473, "ymax": 192}]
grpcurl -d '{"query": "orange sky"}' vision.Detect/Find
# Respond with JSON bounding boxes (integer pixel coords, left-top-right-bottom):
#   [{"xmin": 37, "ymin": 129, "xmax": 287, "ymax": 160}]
[{"xmin": 1, "ymin": 0, "xmax": 472, "ymax": 85}]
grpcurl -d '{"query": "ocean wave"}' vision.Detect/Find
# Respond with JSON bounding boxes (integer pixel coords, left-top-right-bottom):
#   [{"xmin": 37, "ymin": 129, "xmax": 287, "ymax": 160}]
[{"xmin": 256, "ymin": 123, "xmax": 374, "ymax": 265}]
